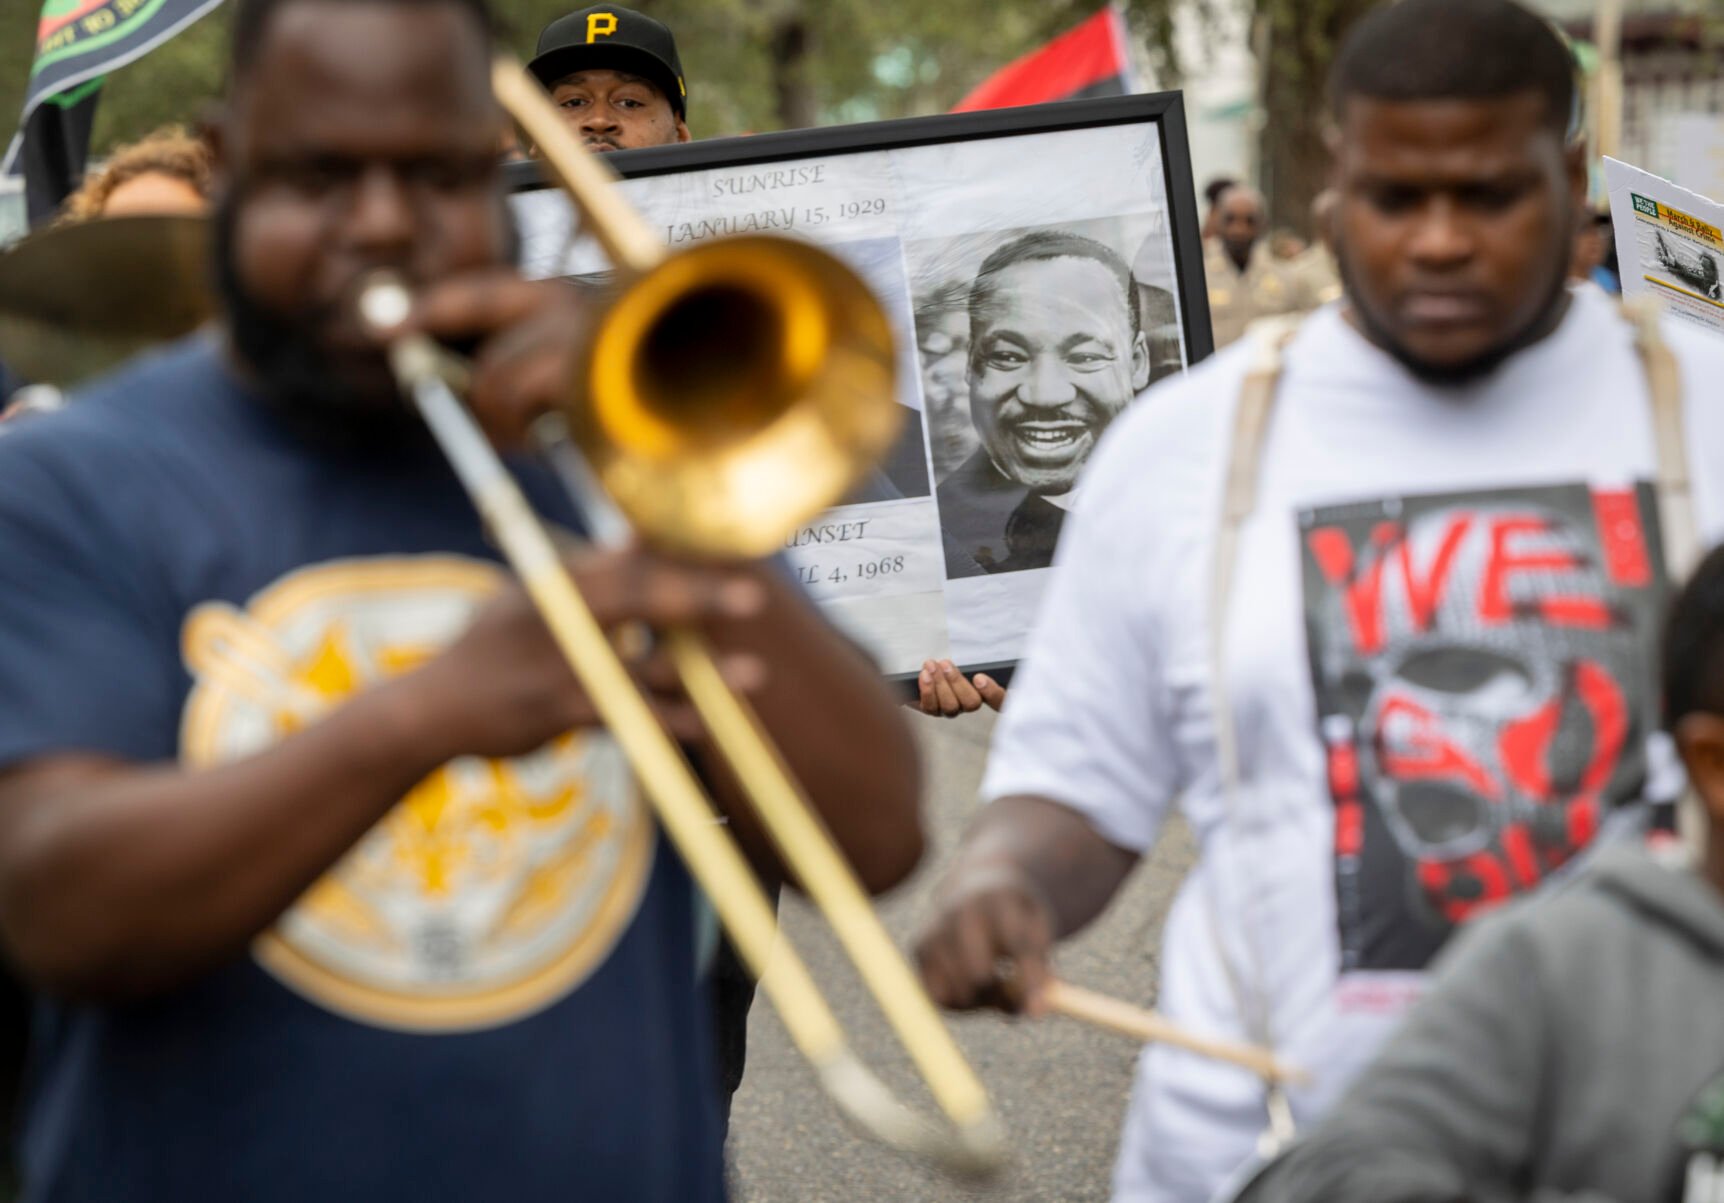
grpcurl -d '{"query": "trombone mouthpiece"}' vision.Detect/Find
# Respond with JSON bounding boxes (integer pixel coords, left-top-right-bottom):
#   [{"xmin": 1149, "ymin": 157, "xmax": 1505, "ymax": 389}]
[
  {"xmin": 356, "ymin": 272, "xmax": 413, "ymax": 338},
  {"xmin": 353, "ymin": 272, "xmax": 447, "ymax": 389}
]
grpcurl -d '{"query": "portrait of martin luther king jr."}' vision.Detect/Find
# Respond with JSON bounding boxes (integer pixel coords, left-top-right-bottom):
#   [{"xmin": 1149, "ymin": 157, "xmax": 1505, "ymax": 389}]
[{"xmin": 937, "ymin": 229, "xmax": 1151, "ymax": 579}]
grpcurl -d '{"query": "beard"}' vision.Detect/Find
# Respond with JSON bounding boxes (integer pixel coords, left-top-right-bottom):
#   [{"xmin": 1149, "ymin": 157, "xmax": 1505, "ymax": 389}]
[
  {"xmin": 212, "ymin": 194, "xmax": 424, "ymax": 451},
  {"xmin": 212, "ymin": 190, "xmax": 521, "ymax": 450},
  {"xmin": 1336, "ymin": 235, "xmax": 1575, "ymax": 389}
]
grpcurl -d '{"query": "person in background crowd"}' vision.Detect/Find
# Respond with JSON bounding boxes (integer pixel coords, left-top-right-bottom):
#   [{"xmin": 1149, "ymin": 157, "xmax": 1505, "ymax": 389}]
[
  {"xmin": 1268, "ymin": 229, "xmax": 1307, "ymax": 261},
  {"xmin": 528, "ymin": 5, "xmax": 690, "ymax": 152},
  {"xmin": 528, "ymin": 2, "xmax": 781, "ymax": 1124},
  {"xmin": 1233, "ymin": 543, "xmax": 1724, "ymax": 1203},
  {"xmin": 913, "ymin": 2, "xmax": 1724, "ymax": 1200},
  {"xmin": 1592, "ymin": 215, "xmax": 1620, "ymax": 292},
  {"xmin": 1573, "ymin": 209, "xmax": 1621, "ymax": 295},
  {"xmin": 522, "ymin": 1, "xmax": 940, "ymax": 1117},
  {"xmin": 526, "ymin": 18, "xmax": 936, "ymax": 1111},
  {"xmin": 59, "ymin": 125, "xmax": 211, "ymax": 223},
  {"xmin": 3, "ymin": 127, "xmax": 215, "ymax": 426},
  {"xmin": 1595, "ymin": 212, "xmax": 1622, "ymax": 294},
  {"xmin": 1288, "ymin": 188, "xmax": 1343, "ymax": 307},
  {"xmin": 0, "ymin": 2, "xmax": 923, "ymax": 1200},
  {"xmin": 1202, "ymin": 175, "xmax": 1239, "ymax": 240},
  {"xmin": 1204, "ymin": 183, "xmax": 1312, "ymax": 347}
]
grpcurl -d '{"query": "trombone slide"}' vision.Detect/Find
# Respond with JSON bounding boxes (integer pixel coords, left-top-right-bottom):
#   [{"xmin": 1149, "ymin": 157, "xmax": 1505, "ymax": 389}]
[
  {"xmin": 385, "ymin": 331, "xmax": 1005, "ymax": 1175},
  {"xmin": 367, "ymin": 56, "xmax": 1009, "ymax": 1176},
  {"xmin": 531, "ymin": 413, "xmax": 1005, "ymax": 1160}
]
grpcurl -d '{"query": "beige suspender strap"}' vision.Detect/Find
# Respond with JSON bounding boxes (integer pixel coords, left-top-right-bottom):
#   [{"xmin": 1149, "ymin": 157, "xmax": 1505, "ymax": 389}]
[
  {"xmin": 1212, "ymin": 317, "xmax": 1302, "ymax": 798},
  {"xmin": 1626, "ymin": 298, "xmax": 1697, "ymax": 579},
  {"xmin": 1209, "ymin": 315, "xmax": 1303, "ymax": 1153}
]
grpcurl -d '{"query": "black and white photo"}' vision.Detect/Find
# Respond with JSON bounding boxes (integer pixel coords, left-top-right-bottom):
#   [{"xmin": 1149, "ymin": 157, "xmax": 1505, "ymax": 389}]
[
  {"xmin": 907, "ymin": 217, "xmax": 1168, "ymax": 579},
  {"xmin": 509, "ymin": 96, "xmax": 1210, "ymax": 676}
]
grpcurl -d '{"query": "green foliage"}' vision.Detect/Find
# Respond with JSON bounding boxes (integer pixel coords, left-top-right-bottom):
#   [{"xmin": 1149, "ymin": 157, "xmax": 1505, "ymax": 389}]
[
  {"xmin": 0, "ymin": 0, "xmax": 1192, "ymax": 160},
  {"xmin": 0, "ymin": 5, "xmax": 38, "ymax": 154},
  {"xmin": 0, "ymin": 0, "xmax": 1362, "ymax": 233}
]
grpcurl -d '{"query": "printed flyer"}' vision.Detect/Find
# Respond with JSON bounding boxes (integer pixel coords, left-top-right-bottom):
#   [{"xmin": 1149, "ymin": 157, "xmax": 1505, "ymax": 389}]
[{"xmin": 1606, "ymin": 155, "xmax": 1724, "ymax": 339}]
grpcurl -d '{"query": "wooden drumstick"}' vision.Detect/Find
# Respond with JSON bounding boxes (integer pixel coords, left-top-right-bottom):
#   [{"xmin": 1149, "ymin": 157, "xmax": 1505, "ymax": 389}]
[{"xmin": 1042, "ymin": 980, "xmax": 1309, "ymax": 1086}]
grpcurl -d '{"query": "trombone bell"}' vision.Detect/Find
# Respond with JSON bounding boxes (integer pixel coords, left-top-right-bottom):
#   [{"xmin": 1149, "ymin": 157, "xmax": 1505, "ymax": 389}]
[{"xmin": 575, "ymin": 236, "xmax": 902, "ymax": 558}]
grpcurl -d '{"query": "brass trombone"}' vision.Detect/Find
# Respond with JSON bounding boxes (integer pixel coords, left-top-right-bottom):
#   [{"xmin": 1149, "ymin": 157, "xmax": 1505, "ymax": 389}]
[{"xmin": 360, "ymin": 57, "xmax": 1007, "ymax": 1175}]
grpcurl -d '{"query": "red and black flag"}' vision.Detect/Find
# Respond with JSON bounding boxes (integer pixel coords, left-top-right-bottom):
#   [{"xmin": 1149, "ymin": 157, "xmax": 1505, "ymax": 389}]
[
  {"xmin": 953, "ymin": 5, "xmax": 1137, "ymax": 113},
  {"xmin": 2, "ymin": 0, "xmax": 228, "ymax": 228}
]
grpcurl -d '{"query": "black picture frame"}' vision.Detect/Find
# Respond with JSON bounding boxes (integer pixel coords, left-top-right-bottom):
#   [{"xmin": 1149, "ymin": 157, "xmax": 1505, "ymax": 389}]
[
  {"xmin": 507, "ymin": 93, "xmax": 1213, "ymax": 695},
  {"xmin": 506, "ymin": 91, "xmax": 1213, "ymax": 363}
]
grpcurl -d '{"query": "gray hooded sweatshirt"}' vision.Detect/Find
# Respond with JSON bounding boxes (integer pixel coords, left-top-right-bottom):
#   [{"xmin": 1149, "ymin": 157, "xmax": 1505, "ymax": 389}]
[{"xmin": 1233, "ymin": 844, "xmax": 1724, "ymax": 1203}]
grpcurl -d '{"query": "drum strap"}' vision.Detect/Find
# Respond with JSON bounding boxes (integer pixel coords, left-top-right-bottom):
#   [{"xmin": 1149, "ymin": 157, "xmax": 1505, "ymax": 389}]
[{"xmin": 1207, "ymin": 315, "xmax": 1303, "ymax": 1153}]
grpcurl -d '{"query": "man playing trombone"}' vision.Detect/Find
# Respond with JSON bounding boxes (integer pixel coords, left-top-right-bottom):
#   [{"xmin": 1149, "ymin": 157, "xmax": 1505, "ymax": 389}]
[{"xmin": 0, "ymin": 0, "xmax": 922, "ymax": 1199}]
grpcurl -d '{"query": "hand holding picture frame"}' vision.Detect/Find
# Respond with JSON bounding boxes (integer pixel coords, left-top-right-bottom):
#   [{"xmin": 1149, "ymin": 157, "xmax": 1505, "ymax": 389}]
[{"xmin": 508, "ymin": 94, "xmax": 1212, "ymax": 683}]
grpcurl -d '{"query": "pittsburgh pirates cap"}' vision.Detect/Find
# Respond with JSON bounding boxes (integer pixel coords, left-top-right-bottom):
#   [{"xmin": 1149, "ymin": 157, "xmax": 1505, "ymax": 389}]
[{"xmin": 529, "ymin": 6, "xmax": 688, "ymax": 118}]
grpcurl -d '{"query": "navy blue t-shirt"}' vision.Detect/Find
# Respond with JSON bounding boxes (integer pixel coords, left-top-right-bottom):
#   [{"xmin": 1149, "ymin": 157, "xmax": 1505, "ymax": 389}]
[{"xmin": 0, "ymin": 338, "xmax": 723, "ymax": 1202}]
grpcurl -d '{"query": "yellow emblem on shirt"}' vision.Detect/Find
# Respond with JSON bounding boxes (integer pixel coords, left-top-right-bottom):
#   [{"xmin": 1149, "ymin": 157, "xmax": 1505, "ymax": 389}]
[{"xmin": 179, "ymin": 556, "xmax": 652, "ymax": 1033}]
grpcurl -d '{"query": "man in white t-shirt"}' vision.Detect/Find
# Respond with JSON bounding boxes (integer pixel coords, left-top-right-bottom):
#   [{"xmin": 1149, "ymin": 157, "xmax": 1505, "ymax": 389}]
[{"xmin": 913, "ymin": 1, "xmax": 1724, "ymax": 1200}]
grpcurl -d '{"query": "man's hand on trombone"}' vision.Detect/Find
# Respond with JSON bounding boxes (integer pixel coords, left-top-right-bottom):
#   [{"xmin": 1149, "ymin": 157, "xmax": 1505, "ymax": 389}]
[
  {"xmin": 399, "ymin": 545, "xmax": 773, "ymax": 759},
  {"xmin": 372, "ymin": 266, "xmax": 929, "ymax": 897},
  {"xmin": 388, "ymin": 268, "xmax": 591, "ymax": 449}
]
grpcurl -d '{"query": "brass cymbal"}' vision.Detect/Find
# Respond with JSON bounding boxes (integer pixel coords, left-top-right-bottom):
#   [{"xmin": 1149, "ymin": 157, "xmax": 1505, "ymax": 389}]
[{"xmin": 0, "ymin": 214, "xmax": 212, "ymax": 389}]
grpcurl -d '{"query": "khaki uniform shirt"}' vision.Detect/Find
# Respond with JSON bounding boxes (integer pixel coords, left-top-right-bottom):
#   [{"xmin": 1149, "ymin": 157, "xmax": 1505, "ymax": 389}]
[
  {"xmin": 1204, "ymin": 239, "xmax": 1314, "ymax": 348},
  {"xmin": 1289, "ymin": 243, "xmax": 1343, "ymax": 308}
]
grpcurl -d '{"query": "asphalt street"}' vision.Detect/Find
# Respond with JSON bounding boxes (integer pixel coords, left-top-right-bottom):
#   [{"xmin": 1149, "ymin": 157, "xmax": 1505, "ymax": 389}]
[{"xmin": 729, "ymin": 708, "xmax": 1196, "ymax": 1203}]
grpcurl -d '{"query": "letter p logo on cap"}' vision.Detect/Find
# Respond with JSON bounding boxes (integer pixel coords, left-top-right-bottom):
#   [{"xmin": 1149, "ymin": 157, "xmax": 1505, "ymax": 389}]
[{"xmin": 586, "ymin": 12, "xmax": 619, "ymax": 42}]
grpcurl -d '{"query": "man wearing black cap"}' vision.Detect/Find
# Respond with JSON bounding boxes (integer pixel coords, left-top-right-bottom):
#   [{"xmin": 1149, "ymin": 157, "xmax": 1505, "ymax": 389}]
[
  {"xmin": 530, "ymin": 8, "xmax": 776, "ymax": 1126},
  {"xmin": 529, "ymin": 6, "xmax": 690, "ymax": 152}
]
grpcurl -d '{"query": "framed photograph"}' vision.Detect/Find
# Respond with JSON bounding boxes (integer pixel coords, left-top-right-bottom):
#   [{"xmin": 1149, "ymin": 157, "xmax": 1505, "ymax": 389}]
[{"xmin": 508, "ymin": 93, "xmax": 1212, "ymax": 682}]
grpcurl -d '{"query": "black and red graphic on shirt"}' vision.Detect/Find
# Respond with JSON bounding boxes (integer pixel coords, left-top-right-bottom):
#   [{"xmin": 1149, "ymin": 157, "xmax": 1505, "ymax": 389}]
[{"xmin": 1299, "ymin": 483, "xmax": 1666, "ymax": 972}]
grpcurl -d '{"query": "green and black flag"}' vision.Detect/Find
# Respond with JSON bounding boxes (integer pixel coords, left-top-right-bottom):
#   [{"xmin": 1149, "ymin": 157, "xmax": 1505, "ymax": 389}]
[{"xmin": 2, "ymin": 0, "xmax": 227, "ymax": 227}]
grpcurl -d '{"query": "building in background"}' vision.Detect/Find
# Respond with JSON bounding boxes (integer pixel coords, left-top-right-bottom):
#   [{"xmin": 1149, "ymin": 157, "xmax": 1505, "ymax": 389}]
[
  {"xmin": 1150, "ymin": 1, "xmax": 1257, "ymax": 208},
  {"xmin": 1535, "ymin": 0, "xmax": 1724, "ymax": 200}
]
